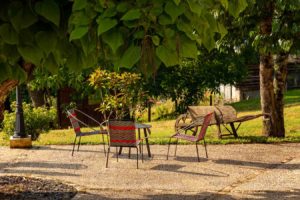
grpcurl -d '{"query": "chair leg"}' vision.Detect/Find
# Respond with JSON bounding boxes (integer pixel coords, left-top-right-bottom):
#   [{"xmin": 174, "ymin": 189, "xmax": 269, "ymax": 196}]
[
  {"xmin": 136, "ymin": 147, "xmax": 139, "ymax": 169},
  {"xmin": 77, "ymin": 136, "xmax": 82, "ymax": 152},
  {"xmin": 101, "ymin": 134, "xmax": 106, "ymax": 156},
  {"xmin": 116, "ymin": 147, "xmax": 119, "ymax": 162},
  {"xmin": 196, "ymin": 142, "xmax": 200, "ymax": 162},
  {"xmin": 128, "ymin": 147, "xmax": 131, "ymax": 158},
  {"xmin": 72, "ymin": 137, "xmax": 77, "ymax": 156},
  {"xmin": 174, "ymin": 138, "xmax": 179, "ymax": 156},
  {"xmin": 203, "ymin": 138, "xmax": 208, "ymax": 158},
  {"xmin": 106, "ymin": 147, "xmax": 110, "ymax": 168},
  {"xmin": 141, "ymin": 141, "xmax": 144, "ymax": 163},
  {"xmin": 167, "ymin": 138, "xmax": 172, "ymax": 160}
]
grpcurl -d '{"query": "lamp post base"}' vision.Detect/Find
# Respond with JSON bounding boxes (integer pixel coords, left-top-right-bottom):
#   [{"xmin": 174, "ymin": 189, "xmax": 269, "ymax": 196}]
[{"xmin": 10, "ymin": 135, "xmax": 32, "ymax": 148}]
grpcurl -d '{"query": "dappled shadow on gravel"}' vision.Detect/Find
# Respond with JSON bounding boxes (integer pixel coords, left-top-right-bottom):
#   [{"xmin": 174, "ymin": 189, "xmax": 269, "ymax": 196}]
[
  {"xmin": 74, "ymin": 189, "xmax": 300, "ymax": 200},
  {"xmin": 0, "ymin": 161, "xmax": 86, "ymax": 177},
  {"xmin": 244, "ymin": 189, "xmax": 300, "ymax": 200},
  {"xmin": 175, "ymin": 156, "xmax": 208, "ymax": 162},
  {"xmin": 151, "ymin": 164, "xmax": 228, "ymax": 177},
  {"xmin": 213, "ymin": 159, "xmax": 299, "ymax": 169}
]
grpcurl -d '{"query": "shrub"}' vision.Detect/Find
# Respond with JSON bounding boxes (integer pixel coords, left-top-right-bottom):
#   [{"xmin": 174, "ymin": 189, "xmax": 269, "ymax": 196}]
[{"xmin": 2, "ymin": 102, "xmax": 57, "ymax": 140}]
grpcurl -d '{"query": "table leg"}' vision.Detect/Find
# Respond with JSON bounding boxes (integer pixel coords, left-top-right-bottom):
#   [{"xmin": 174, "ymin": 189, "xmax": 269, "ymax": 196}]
[
  {"xmin": 229, "ymin": 122, "xmax": 238, "ymax": 138},
  {"xmin": 138, "ymin": 128, "xmax": 141, "ymax": 153},
  {"xmin": 143, "ymin": 128, "xmax": 151, "ymax": 157}
]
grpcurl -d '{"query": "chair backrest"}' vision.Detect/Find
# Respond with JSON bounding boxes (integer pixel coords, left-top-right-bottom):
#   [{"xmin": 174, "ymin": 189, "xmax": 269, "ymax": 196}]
[
  {"xmin": 108, "ymin": 120, "xmax": 137, "ymax": 147},
  {"xmin": 197, "ymin": 112, "xmax": 214, "ymax": 141},
  {"xmin": 67, "ymin": 109, "xmax": 81, "ymax": 134}
]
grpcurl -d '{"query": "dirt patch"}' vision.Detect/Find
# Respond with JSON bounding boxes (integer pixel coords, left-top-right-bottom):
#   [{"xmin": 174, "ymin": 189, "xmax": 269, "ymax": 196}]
[{"xmin": 0, "ymin": 176, "xmax": 77, "ymax": 200}]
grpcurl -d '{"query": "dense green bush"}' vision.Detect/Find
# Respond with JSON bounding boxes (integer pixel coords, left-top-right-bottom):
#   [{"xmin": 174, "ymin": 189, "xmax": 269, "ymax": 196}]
[{"xmin": 2, "ymin": 102, "xmax": 57, "ymax": 140}]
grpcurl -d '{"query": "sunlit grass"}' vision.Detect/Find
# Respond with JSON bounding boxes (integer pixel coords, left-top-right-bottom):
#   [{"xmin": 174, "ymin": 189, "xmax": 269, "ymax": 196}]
[{"xmin": 1, "ymin": 90, "xmax": 300, "ymax": 146}]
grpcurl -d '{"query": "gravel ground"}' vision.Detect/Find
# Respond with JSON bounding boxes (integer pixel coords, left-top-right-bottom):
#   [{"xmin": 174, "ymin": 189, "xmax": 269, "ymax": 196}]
[{"xmin": 0, "ymin": 143, "xmax": 299, "ymax": 199}]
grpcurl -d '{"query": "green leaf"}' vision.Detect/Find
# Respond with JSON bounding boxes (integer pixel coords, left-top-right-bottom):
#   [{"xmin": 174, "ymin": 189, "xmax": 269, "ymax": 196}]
[
  {"xmin": 0, "ymin": 23, "xmax": 19, "ymax": 44},
  {"xmin": 158, "ymin": 15, "xmax": 173, "ymax": 25},
  {"xmin": 35, "ymin": 31, "xmax": 57, "ymax": 55},
  {"xmin": 97, "ymin": 18, "xmax": 118, "ymax": 35},
  {"xmin": 180, "ymin": 36, "xmax": 197, "ymax": 58},
  {"xmin": 177, "ymin": 19, "xmax": 196, "ymax": 40},
  {"xmin": 217, "ymin": 23, "xmax": 228, "ymax": 39},
  {"xmin": 279, "ymin": 39, "xmax": 293, "ymax": 52},
  {"xmin": 187, "ymin": 0, "xmax": 203, "ymax": 16},
  {"xmin": 121, "ymin": 9, "xmax": 141, "ymax": 20},
  {"xmin": 11, "ymin": 65, "xmax": 27, "ymax": 83},
  {"xmin": 44, "ymin": 53, "xmax": 58, "ymax": 74},
  {"xmin": 69, "ymin": 26, "xmax": 88, "ymax": 41},
  {"xmin": 73, "ymin": 0, "xmax": 87, "ymax": 11},
  {"xmin": 173, "ymin": 0, "xmax": 181, "ymax": 6},
  {"xmin": 220, "ymin": 0, "xmax": 228, "ymax": 9},
  {"xmin": 117, "ymin": 2, "xmax": 129, "ymax": 13},
  {"xmin": 17, "ymin": 45, "xmax": 43, "ymax": 65},
  {"xmin": 202, "ymin": 32, "xmax": 215, "ymax": 51},
  {"xmin": 205, "ymin": 13, "xmax": 218, "ymax": 32},
  {"xmin": 164, "ymin": 28, "xmax": 175, "ymax": 38},
  {"xmin": 103, "ymin": 29, "xmax": 124, "ymax": 53},
  {"xmin": 120, "ymin": 45, "xmax": 141, "ymax": 68},
  {"xmin": 2, "ymin": 44, "xmax": 20, "ymax": 65},
  {"xmin": 228, "ymin": 0, "xmax": 248, "ymax": 18},
  {"xmin": 134, "ymin": 30, "xmax": 145, "ymax": 39},
  {"xmin": 66, "ymin": 47, "xmax": 83, "ymax": 73},
  {"xmin": 35, "ymin": 0, "xmax": 60, "ymax": 26},
  {"xmin": 165, "ymin": 1, "xmax": 185, "ymax": 22},
  {"xmin": 9, "ymin": 2, "xmax": 38, "ymax": 31},
  {"xmin": 0, "ymin": 62, "xmax": 12, "ymax": 82},
  {"xmin": 150, "ymin": 5, "xmax": 163, "ymax": 16},
  {"xmin": 80, "ymin": 34, "xmax": 96, "ymax": 56},
  {"xmin": 152, "ymin": 35, "xmax": 160, "ymax": 46},
  {"xmin": 101, "ymin": 8, "xmax": 117, "ymax": 18},
  {"xmin": 70, "ymin": 11, "xmax": 90, "ymax": 26},
  {"xmin": 156, "ymin": 45, "xmax": 179, "ymax": 66}
]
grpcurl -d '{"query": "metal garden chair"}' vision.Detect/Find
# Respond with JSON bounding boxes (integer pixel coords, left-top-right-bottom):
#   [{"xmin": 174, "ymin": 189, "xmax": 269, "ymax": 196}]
[
  {"xmin": 66, "ymin": 109, "xmax": 108, "ymax": 156},
  {"xmin": 106, "ymin": 120, "xmax": 143, "ymax": 169},
  {"xmin": 167, "ymin": 112, "xmax": 214, "ymax": 162}
]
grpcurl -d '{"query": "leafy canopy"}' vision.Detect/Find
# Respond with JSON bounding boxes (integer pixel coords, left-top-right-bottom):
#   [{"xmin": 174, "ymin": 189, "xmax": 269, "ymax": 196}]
[
  {"xmin": 68, "ymin": 0, "xmax": 249, "ymax": 71},
  {"xmin": 0, "ymin": 0, "xmax": 249, "ymax": 84}
]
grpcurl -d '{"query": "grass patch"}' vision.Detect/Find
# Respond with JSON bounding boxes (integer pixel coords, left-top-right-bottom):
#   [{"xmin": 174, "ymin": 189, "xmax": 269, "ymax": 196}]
[
  {"xmin": 230, "ymin": 89, "xmax": 300, "ymax": 112},
  {"xmin": 1, "ymin": 90, "xmax": 300, "ymax": 146}
]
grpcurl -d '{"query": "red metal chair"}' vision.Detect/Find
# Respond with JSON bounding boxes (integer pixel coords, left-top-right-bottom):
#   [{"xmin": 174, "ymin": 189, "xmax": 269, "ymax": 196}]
[
  {"xmin": 106, "ymin": 120, "xmax": 143, "ymax": 169},
  {"xmin": 66, "ymin": 109, "xmax": 108, "ymax": 156},
  {"xmin": 167, "ymin": 112, "xmax": 214, "ymax": 162}
]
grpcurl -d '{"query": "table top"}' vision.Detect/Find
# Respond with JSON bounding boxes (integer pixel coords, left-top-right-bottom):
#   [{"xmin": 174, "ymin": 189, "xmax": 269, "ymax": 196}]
[{"xmin": 135, "ymin": 123, "xmax": 152, "ymax": 129}]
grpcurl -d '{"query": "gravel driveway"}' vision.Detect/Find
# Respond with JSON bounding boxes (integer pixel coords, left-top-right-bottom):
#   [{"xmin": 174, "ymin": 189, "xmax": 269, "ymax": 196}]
[{"xmin": 0, "ymin": 143, "xmax": 299, "ymax": 199}]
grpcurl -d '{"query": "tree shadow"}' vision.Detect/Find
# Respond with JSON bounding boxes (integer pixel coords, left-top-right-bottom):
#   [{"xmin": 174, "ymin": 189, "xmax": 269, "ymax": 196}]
[
  {"xmin": 0, "ymin": 161, "xmax": 86, "ymax": 177},
  {"xmin": 213, "ymin": 159, "xmax": 300, "ymax": 169},
  {"xmin": 73, "ymin": 189, "xmax": 300, "ymax": 200},
  {"xmin": 174, "ymin": 156, "xmax": 208, "ymax": 163},
  {"xmin": 33, "ymin": 146, "xmax": 105, "ymax": 154},
  {"xmin": 151, "ymin": 164, "xmax": 228, "ymax": 177}
]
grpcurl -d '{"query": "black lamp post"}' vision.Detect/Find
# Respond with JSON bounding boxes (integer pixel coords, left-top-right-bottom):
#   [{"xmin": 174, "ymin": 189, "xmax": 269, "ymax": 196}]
[{"xmin": 13, "ymin": 85, "xmax": 26, "ymax": 138}]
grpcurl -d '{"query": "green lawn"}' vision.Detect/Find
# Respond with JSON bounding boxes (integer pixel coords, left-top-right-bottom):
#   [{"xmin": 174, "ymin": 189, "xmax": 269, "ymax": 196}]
[{"xmin": 1, "ymin": 89, "xmax": 300, "ymax": 146}]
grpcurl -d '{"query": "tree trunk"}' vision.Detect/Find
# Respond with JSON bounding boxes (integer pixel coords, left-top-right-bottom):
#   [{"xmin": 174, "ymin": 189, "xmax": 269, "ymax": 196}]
[
  {"xmin": 28, "ymin": 88, "xmax": 45, "ymax": 107},
  {"xmin": 259, "ymin": 1, "xmax": 276, "ymax": 136},
  {"xmin": 273, "ymin": 52, "xmax": 288, "ymax": 137},
  {"xmin": 260, "ymin": 54, "xmax": 276, "ymax": 136}
]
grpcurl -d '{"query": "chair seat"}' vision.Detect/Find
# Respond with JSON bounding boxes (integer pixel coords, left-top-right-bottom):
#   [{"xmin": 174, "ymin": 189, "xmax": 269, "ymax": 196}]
[
  {"xmin": 77, "ymin": 129, "xmax": 108, "ymax": 137},
  {"xmin": 172, "ymin": 133, "xmax": 197, "ymax": 142},
  {"xmin": 110, "ymin": 139, "xmax": 142, "ymax": 147}
]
